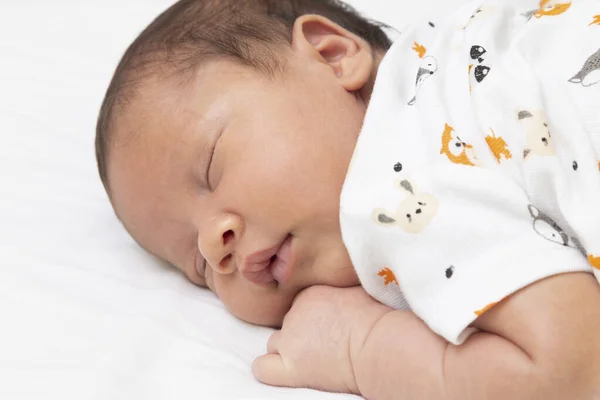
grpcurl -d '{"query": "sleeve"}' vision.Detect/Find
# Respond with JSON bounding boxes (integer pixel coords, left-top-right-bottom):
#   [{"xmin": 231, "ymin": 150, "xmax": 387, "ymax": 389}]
[
  {"xmin": 388, "ymin": 164, "xmax": 593, "ymax": 344},
  {"xmin": 345, "ymin": 163, "xmax": 593, "ymax": 345}
]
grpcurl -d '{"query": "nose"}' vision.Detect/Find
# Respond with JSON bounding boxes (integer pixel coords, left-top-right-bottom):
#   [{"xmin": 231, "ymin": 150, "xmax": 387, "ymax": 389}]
[{"xmin": 197, "ymin": 213, "xmax": 243, "ymax": 275}]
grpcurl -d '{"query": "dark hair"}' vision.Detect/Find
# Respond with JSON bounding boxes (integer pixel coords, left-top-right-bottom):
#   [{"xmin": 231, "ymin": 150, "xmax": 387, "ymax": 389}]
[{"xmin": 95, "ymin": 0, "xmax": 392, "ymax": 193}]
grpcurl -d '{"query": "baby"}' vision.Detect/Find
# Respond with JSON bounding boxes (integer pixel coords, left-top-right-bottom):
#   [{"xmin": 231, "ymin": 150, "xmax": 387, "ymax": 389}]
[{"xmin": 96, "ymin": 0, "xmax": 600, "ymax": 398}]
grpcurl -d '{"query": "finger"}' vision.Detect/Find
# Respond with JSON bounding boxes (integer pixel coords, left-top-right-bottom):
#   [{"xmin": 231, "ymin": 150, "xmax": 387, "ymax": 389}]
[
  {"xmin": 267, "ymin": 330, "xmax": 282, "ymax": 354},
  {"xmin": 252, "ymin": 354, "xmax": 295, "ymax": 387}
]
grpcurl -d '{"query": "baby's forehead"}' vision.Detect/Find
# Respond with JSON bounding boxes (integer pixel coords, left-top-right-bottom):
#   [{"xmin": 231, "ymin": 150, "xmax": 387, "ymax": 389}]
[
  {"xmin": 108, "ymin": 59, "xmax": 262, "ymax": 195},
  {"xmin": 117, "ymin": 61, "xmax": 236, "ymax": 124},
  {"xmin": 110, "ymin": 73, "xmax": 201, "ymax": 152}
]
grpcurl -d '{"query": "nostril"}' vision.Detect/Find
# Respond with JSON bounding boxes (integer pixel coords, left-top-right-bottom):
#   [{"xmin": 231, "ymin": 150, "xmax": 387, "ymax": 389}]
[{"xmin": 222, "ymin": 230, "xmax": 234, "ymax": 245}]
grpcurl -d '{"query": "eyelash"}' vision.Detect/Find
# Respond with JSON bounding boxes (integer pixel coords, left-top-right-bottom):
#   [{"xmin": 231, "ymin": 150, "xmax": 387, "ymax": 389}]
[
  {"xmin": 206, "ymin": 142, "xmax": 217, "ymax": 191},
  {"xmin": 206, "ymin": 127, "xmax": 226, "ymax": 191}
]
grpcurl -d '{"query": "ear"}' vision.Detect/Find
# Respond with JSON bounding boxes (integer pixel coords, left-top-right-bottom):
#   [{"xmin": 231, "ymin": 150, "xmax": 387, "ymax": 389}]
[
  {"xmin": 291, "ymin": 15, "xmax": 373, "ymax": 91},
  {"xmin": 372, "ymin": 209, "xmax": 397, "ymax": 226},
  {"xmin": 518, "ymin": 110, "xmax": 533, "ymax": 120},
  {"xmin": 397, "ymin": 179, "xmax": 415, "ymax": 195}
]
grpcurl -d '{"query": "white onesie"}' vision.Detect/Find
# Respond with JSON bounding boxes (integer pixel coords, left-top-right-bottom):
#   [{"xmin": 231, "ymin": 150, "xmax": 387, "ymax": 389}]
[{"xmin": 340, "ymin": 0, "xmax": 600, "ymax": 345}]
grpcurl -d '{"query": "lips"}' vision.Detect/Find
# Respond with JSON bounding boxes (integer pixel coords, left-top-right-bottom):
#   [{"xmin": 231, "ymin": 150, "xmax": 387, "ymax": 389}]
[
  {"xmin": 270, "ymin": 236, "xmax": 293, "ymax": 283},
  {"xmin": 241, "ymin": 235, "xmax": 294, "ymax": 286}
]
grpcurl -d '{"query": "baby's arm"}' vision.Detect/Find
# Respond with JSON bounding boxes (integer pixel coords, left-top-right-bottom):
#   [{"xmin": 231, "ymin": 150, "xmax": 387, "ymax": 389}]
[
  {"xmin": 355, "ymin": 272, "xmax": 600, "ymax": 400},
  {"xmin": 253, "ymin": 272, "xmax": 600, "ymax": 399}
]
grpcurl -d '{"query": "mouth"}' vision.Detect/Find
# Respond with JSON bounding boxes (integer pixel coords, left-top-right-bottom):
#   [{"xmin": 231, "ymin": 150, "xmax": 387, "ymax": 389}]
[{"xmin": 241, "ymin": 235, "xmax": 294, "ymax": 287}]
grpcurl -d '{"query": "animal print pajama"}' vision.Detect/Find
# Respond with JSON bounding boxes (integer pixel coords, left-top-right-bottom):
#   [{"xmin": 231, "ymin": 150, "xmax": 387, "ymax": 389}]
[{"xmin": 340, "ymin": 0, "xmax": 600, "ymax": 344}]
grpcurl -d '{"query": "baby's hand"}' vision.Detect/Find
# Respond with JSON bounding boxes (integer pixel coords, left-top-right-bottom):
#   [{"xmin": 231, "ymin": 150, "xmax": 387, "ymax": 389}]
[{"xmin": 252, "ymin": 285, "xmax": 391, "ymax": 394}]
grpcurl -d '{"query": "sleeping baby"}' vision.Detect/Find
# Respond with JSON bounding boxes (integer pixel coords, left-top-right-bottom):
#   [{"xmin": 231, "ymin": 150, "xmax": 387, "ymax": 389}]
[{"xmin": 96, "ymin": 0, "xmax": 600, "ymax": 398}]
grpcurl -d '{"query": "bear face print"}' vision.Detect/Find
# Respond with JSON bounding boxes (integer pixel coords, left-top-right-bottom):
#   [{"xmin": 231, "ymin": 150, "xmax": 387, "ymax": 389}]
[
  {"xmin": 372, "ymin": 179, "xmax": 440, "ymax": 233},
  {"xmin": 517, "ymin": 110, "xmax": 555, "ymax": 159}
]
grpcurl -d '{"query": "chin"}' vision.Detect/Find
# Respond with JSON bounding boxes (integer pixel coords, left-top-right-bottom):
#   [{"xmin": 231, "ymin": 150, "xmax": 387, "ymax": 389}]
[
  {"xmin": 338, "ymin": 273, "xmax": 361, "ymax": 288},
  {"xmin": 326, "ymin": 263, "xmax": 360, "ymax": 287},
  {"xmin": 238, "ymin": 309, "xmax": 285, "ymax": 328},
  {"xmin": 337, "ymin": 256, "xmax": 360, "ymax": 285},
  {"xmin": 228, "ymin": 295, "xmax": 292, "ymax": 328}
]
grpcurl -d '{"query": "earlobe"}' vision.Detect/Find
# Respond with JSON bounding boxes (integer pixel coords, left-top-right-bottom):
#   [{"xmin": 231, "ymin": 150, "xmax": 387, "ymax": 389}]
[{"xmin": 291, "ymin": 15, "xmax": 373, "ymax": 91}]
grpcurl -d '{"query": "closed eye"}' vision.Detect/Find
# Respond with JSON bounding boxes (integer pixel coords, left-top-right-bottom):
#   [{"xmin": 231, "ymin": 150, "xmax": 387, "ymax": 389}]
[
  {"xmin": 206, "ymin": 128, "xmax": 225, "ymax": 191},
  {"xmin": 206, "ymin": 140, "xmax": 217, "ymax": 191}
]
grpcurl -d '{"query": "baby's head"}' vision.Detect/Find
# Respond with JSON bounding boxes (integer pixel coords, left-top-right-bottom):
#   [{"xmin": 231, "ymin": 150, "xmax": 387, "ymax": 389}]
[{"xmin": 96, "ymin": 0, "xmax": 391, "ymax": 327}]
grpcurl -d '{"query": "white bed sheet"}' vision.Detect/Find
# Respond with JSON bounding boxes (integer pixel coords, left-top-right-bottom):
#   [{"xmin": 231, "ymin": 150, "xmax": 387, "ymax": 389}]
[{"xmin": 0, "ymin": 0, "xmax": 466, "ymax": 398}]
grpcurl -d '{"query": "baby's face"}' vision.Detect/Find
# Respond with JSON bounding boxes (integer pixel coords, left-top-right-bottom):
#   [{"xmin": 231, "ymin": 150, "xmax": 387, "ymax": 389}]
[{"xmin": 108, "ymin": 54, "xmax": 372, "ymax": 327}]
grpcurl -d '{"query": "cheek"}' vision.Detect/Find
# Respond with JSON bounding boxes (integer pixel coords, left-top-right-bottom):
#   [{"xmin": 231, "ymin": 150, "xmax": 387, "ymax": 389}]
[
  {"xmin": 219, "ymin": 94, "xmax": 363, "ymax": 231},
  {"xmin": 222, "ymin": 136, "xmax": 340, "ymax": 223},
  {"xmin": 212, "ymin": 275, "xmax": 295, "ymax": 328}
]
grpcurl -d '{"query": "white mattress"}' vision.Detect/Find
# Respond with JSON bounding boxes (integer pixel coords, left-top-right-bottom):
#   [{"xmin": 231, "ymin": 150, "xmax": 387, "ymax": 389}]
[{"xmin": 0, "ymin": 1, "xmax": 466, "ymax": 398}]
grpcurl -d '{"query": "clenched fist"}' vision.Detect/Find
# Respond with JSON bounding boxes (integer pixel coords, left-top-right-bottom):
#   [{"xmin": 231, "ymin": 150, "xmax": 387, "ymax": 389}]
[{"xmin": 252, "ymin": 285, "xmax": 391, "ymax": 394}]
